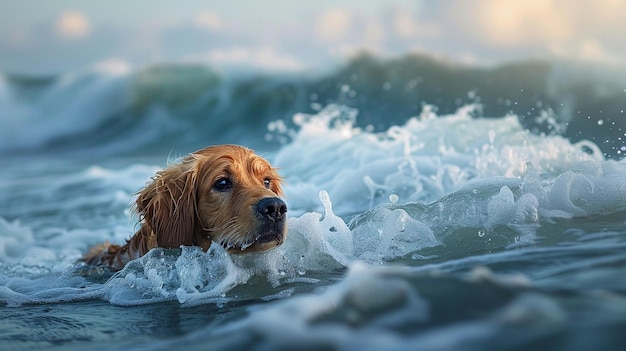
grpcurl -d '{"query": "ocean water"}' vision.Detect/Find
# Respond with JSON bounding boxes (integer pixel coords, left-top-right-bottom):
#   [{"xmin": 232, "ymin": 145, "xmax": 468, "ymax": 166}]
[{"xmin": 1, "ymin": 56, "xmax": 626, "ymax": 350}]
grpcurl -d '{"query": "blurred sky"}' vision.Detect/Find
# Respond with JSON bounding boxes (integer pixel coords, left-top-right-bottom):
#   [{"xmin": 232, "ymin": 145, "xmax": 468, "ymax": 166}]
[{"xmin": 1, "ymin": 0, "xmax": 624, "ymax": 75}]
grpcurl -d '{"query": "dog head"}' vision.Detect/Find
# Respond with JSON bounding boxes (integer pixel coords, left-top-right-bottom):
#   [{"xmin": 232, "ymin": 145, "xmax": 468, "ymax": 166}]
[{"xmin": 135, "ymin": 144, "xmax": 287, "ymax": 253}]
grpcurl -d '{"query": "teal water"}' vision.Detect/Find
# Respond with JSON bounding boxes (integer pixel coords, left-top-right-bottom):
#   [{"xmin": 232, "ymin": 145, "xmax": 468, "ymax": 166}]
[{"xmin": 1, "ymin": 57, "xmax": 626, "ymax": 350}]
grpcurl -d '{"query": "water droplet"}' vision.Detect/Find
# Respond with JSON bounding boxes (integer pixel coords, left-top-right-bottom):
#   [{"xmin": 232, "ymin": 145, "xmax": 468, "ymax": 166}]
[
  {"xmin": 478, "ymin": 230, "xmax": 486, "ymax": 238},
  {"xmin": 389, "ymin": 194, "xmax": 399, "ymax": 204},
  {"xmin": 598, "ymin": 119, "xmax": 604, "ymax": 126}
]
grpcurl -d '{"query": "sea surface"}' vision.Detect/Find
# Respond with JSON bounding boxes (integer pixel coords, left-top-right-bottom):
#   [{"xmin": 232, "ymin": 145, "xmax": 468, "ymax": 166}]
[{"xmin": 1, "ymin": 55, "xmax": 626, "ymax": 350}]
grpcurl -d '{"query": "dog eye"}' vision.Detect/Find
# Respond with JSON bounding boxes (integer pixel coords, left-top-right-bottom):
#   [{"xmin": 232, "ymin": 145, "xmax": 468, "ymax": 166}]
[
  {"xmin": 213, "ymin": 178, "xmax": 232, "ymax": 192},
  {"xmin": 263, "ymin": 178, "xmax": 271, "ymax": 188}
]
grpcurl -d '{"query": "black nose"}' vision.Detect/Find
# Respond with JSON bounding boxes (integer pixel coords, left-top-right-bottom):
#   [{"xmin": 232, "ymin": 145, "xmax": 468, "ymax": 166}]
[{"xmin": 256, "ymin": 197, "xmax": 287, "ymax": 222}]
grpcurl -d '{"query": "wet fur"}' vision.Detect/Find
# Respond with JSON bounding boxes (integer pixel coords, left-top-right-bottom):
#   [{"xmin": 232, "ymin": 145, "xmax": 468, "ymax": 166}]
[{"xmin": 81, "ymin": 145, "xmax": 286, "ymax": 271}]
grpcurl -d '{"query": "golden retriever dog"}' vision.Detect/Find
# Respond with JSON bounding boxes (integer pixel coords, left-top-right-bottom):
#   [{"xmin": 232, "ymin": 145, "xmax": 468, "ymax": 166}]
[{"xmin": 81, "ymin": 145, "xmax": 287, "ymax": 271}]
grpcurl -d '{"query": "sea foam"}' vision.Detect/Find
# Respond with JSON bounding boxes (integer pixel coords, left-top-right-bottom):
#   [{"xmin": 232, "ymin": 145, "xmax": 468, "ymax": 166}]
[{"xmin": 1, "ymin": 103, "xmax": 625, "ymax": 307}]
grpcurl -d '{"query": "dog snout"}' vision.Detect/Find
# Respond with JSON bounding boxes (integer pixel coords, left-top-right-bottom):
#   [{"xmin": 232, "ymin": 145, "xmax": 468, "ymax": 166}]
[{"xmin": 256, "ymin": 197, "xmax": 287, "ymax": 222}]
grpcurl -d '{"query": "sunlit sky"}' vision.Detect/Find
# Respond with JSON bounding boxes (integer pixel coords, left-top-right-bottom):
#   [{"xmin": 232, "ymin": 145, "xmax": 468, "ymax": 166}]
[{"xmin": 1, "ymin": 0, "xmax": 624, "ymax": 75}]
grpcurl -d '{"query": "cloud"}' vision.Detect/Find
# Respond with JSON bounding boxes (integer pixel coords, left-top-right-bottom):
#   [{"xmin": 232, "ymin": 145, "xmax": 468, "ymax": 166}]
[
  {"xmin": 448, "ymin": 0, "xmax": 571, "ymax": 47},
  {"xmin": 391, "ymin": 9, "xmax": 439, "ymax": 39},
  {"xmin": 315, "ymin": 8, "xmax": 353, "ymax": 42},
  {"xmin": 2, "ymin": 1, "xmax": 624, "ymax": 75},
  {"xmin": 392, "ymin": 11, "xmax": 415, "ymax": 38},
  {"xmin": 435, "ymin": 0, "xmax": 626, "ymax": 65},
  {"xmin": 56, "ymin": 10, "xmax": 91, "ymax": 39},
  {"xmin": 193, "ymin": 11, "xmax": 222, "ymax": 31}
]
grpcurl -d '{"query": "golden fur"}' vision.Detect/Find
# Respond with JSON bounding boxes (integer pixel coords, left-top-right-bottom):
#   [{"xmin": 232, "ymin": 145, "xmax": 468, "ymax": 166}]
[{"xmin": 81, "ymin": 145, "xmax": 287, "ymax": 271}]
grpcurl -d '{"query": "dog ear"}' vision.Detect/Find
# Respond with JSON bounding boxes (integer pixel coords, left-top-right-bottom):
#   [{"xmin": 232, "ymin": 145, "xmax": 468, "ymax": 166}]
[{"xmin": 134, "ymin": 159, "xmax": 198, "ymax": 249}]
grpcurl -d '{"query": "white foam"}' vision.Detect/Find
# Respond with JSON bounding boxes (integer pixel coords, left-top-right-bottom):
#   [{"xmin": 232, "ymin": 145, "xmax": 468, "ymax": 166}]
[
  {"xmin": 0, "ymin": 218, "xmax": 34, "ymax": 264},
  {"xmin": 2, "ymin": 103, "xmax": 625, "ymax": 307},
  {"xmin": 100, "ymin": 190, "xmax": 354, "ymax": 306},
  {"xmin": 279, "ymin": 105, "xmax": 625, "ymax": 261},
  {"xmin": 351, "ymin": 207, "xmax": 440, "ymax": 263},
  {"xmin": 274, "ymin": 104, "xmax": 606, "ymax": 217},
  {"xmin": 97, "ymin": 245, "xmax": 246, "ymax": 306},
  {"xmin": 0, "ymin": 188, "xmax": 358, "ymax": 306}
]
